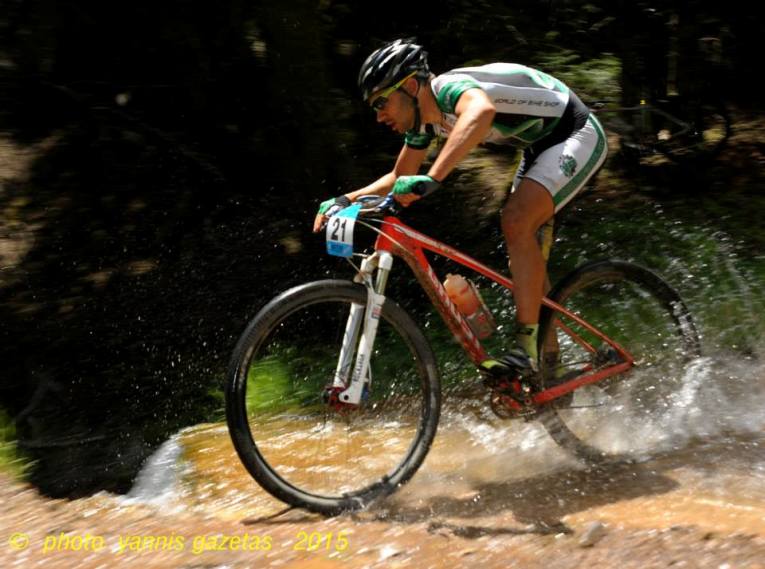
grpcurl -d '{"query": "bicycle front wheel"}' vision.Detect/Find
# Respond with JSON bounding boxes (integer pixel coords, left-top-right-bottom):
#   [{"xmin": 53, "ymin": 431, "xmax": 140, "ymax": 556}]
[
  {"xmin": 538, "ymin": 260, "xmax": 701, "ymax": 462},
  {"xmin": 226, "ymin": 280, "xmax": 441, "ymax": 515}
]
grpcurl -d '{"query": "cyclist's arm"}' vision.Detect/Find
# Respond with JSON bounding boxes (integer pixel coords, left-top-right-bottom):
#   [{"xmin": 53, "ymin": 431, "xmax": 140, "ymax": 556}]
[
  {"xmin": 345, "ymin": 144, "xmax": 428, "ymax": 201},
  {"xmin": 312, "ymin": 144, "xmax": 427, "ymax": 232},
  {"xmin": 426, "ymin": 88, "xmax": 495, "ymax": 182}
]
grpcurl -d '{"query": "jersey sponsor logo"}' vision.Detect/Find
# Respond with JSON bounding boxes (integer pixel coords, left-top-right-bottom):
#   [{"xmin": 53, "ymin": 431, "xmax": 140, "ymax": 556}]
[
  {"xmin": 494, "ymin": 98, "xmax": 560, "ymax": 107},
  {"xmin": 559, "ymin": 154, "xmax": 578, "ymax": 178}
]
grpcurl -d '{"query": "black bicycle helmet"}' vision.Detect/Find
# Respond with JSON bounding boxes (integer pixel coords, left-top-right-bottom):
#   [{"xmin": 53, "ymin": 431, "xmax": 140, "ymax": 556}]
[{"xmin": 358, "ymin": 38, "xmax": 430, "ymax": 101}]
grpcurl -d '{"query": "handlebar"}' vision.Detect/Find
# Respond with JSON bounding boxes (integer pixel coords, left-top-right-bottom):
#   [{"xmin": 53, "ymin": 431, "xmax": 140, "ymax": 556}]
[
  {"xmin": 321, "ymin": 185, "xmax": 433, "ymax": 232},
  {"xmin": 355, "ymin": 178, "xmax": 439, "ymax": 216},
  {"xmin": 356, "ymin": 193, "xmax": 400, "ymax": 216}
]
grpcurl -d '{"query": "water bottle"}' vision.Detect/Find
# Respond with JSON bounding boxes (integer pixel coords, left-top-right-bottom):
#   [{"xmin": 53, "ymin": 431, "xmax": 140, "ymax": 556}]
[{"xmin": 443, "ymin": 274, "xmax": 496, "ymax": 339}]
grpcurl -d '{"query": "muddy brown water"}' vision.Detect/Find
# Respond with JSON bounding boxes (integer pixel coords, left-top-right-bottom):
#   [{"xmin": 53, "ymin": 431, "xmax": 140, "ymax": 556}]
[
  {"xmin": 3, "ymin": 357, "xmax": 765, "ymax": 568},
  {"xmin": 126, "ymin": 354, "xmax": 765, "ymax": 533}
]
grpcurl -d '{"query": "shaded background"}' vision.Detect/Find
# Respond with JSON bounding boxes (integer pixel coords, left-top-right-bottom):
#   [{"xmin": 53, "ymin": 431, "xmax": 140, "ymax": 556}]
[{"xmin": 0, "ymin": 0, "xmax": 762, "ymax": 495}]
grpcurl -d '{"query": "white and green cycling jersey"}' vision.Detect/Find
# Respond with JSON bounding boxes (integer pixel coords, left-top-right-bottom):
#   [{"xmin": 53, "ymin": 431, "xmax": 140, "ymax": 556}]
[
  {"xmin": 406, "ymin": 62, "xmax": 608, "ymax": 214},
  {"xmin": 405, "ymin": 63, "xmax": 577, "ymax": 150}
]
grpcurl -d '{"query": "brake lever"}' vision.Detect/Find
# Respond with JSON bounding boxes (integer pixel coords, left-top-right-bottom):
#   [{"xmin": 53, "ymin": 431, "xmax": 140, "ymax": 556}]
[
  {"xmin": 375, "ymin": 194, "xmax": 399, "ymax": 215},
  {"xmin": 356, "ymin": 194, "xmax": 400, "ymax": 216}
]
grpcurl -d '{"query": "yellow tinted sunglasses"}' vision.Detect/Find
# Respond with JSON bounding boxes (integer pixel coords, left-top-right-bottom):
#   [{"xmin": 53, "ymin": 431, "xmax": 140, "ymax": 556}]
[{"xmin": 369, "ymin": 71, "xmax": 417, "ymax": 111}]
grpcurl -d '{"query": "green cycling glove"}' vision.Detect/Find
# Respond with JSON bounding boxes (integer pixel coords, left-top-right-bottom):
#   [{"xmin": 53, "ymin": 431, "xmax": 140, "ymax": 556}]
[
  {"xmin": 317, "ymin": 195, "xmax": 352, "ymax": 217},
  {"xmin": 392, "ymin": 175, "xmax": 441, "ymax": 197}
]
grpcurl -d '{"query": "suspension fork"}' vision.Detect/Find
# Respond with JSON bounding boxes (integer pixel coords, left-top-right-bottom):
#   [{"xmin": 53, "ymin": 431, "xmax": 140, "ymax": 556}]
[{"xmin": 334, "ymin": 251, "xmax": 394, "ymax": 405}]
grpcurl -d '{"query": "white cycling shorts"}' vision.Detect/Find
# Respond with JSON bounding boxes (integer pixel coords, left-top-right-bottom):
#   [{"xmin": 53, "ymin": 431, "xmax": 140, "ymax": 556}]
[{"xmin": 513, "ymin": 115, "xmax": 608, "ymax": 213}]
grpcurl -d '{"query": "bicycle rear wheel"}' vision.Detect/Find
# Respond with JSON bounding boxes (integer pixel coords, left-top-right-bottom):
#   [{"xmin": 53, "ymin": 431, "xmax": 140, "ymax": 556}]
[
  {"xmin": 538, "ymin": 260, "xmax": 701, "ymax": 462},
  {"xmin": 226, "ymin": 280, "xmax": 441, "ymax": 515}
]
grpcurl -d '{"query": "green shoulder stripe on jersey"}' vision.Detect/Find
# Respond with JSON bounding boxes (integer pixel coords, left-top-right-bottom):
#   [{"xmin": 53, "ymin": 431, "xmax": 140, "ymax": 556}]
[
  {"xmin": 550, "ymin": 75, "xmax": 570, "ymax": 94},
  {"xmin": 436, "ymin": 78, "xmax": 483, "ymax": 114},
  {"xmin": 527, "ymin": 68, "xmax": 557, "ymax": 90},
  {"xmin": 527, "ymin": 68, "xmax": 569, "ymax": 94},
  {"xmin": 475, "ymin": 64, "xmax": 569, "ymax": 94}
]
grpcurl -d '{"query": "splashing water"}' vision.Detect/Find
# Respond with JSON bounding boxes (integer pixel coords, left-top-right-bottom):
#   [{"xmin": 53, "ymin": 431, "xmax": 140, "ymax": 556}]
[
  {"xmin": 122, "ymin": 432, "xmax": 187, "ymax": 509},
  {"xmin": 126, "ymin": 194, "xmax": 765, "ymax": 528}
]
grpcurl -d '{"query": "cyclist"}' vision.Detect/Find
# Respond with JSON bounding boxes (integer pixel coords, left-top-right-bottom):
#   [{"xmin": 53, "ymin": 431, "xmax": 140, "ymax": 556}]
[{"xmin": 313, "ymin": 38, "xmax": 608, "ymax": 377}]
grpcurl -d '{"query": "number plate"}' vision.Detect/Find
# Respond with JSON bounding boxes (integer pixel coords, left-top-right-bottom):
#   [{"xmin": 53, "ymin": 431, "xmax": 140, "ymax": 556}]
[{"xmin": 326, "ymin": 204, "xmax": 361, "ymax": 257}]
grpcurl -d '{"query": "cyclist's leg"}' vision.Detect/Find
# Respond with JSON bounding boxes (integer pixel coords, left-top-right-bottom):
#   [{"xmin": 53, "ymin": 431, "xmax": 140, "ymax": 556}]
[
  {"xmin": 501, "ymin": 178, "xmax": 554, "ymax": 361},
  {"xmin": 480, "ymin": 158, "xmax": 551, "ymax": 378},
  {"xmin": 502, "ymin": 115, "xmax": 608, "ymax": 364},
  {"xmin": 505, "ymin": 154, "xmax": 555, "ymax": 322},
  {"xmin": 538, "ymin": 218, "xmax": 557, "ymax": 358},
  {"xmin": 479, "ymin": 180, "xmax": 552, "ymax": 379}
]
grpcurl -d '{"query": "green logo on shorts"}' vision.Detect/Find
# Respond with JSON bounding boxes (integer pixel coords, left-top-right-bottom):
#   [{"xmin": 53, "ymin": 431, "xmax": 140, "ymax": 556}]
[{"xmin": 559, "ymin": 154, "xmax": 577, "ymax": 178}]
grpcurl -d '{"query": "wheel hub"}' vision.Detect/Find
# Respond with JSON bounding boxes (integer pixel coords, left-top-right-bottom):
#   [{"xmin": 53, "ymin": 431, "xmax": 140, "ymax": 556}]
[{"xmin": 322, "ymin": 384, "xmax": 369, "ymax": 412}]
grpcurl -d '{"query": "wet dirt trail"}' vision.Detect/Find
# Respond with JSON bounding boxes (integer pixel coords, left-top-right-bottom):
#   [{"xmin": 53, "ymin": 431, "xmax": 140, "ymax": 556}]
[
  {"xmin": 3, "ymin": 366, "xmax": 765, "ymax": 569},
  {"xmin": 2, "ymin": 438, "xmax": 764, "ymax": 568}
]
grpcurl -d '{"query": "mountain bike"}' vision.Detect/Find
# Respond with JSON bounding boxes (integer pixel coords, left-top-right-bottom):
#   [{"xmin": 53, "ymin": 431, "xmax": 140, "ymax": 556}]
[
  {"xmin": 225, "ymin": 194, "xmax": 701, "ymax": 515},
  {"xmin": 590, "ymin": 95, "xmax": 731, "ymax": 166}
]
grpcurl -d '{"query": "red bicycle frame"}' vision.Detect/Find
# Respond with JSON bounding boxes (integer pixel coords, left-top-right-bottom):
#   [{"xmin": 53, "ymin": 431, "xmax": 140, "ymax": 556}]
[{"xmin": 372, "ymin": 215, "xmax": 635, "ymax": 409}]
